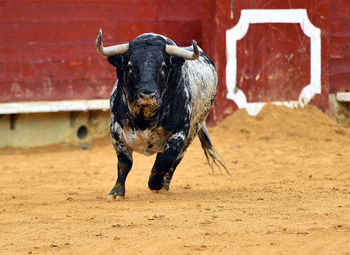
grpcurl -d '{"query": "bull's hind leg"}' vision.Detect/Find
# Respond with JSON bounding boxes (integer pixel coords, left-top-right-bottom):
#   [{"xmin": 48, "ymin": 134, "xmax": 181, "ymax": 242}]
[
  {"xmin": 162, "ymin": 153, "xmax": 184, "ymax": 191},
  {"xmin": 148, "ymin": 132, "xmax": 186, "ymax": 191}
]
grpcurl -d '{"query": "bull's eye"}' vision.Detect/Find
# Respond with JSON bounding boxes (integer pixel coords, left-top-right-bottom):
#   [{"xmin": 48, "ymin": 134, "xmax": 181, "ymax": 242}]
[
  {"xmin": 127, "ymin": 61, "xmax": 133, "ymax": 75},
  {"xmin": 160, "ymin": 62, "xmax": 167, "ymax": 76}
]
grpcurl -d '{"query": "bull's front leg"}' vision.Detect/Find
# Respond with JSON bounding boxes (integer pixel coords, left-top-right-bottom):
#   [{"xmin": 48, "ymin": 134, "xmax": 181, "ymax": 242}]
[
  {"xmin": 107, "ymin": 132, "xmax": 133, "ymax": 201},
  {"xmin": 148, "ymin": 131, "xmax": 186, "ymax": 191}
]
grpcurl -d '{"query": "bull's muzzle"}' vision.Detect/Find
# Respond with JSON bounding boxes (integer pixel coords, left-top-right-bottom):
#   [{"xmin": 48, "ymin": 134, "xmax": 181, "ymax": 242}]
[{"xmin": 137, "ymin": 92, "xmax": 158, "ymax": 105}]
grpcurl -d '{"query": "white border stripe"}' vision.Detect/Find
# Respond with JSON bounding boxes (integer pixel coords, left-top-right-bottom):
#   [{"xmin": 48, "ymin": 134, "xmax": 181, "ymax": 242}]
[
  {"xmin": 0, "ymin": 99, "xmax": 110, "ymax": 114},
  {"xmin": 336, "ymin": 92, "xmax": 350, "ymax": 102}
]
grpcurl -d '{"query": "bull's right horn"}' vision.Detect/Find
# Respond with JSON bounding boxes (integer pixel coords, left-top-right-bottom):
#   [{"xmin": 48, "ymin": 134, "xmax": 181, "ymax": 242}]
[{"xmin": 96, "ymin": 28, "xmax": 129, "ymax": 56}]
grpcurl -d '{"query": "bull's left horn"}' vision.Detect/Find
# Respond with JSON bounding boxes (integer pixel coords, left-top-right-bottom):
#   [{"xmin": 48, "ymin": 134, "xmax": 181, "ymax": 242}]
[
  {"xmin": 165, "ymin": 40, "xmax": 200, "ymax": 60},
  {"xmin": 96, "ymin": 28, "xmax": 129, "ymax": 56}
]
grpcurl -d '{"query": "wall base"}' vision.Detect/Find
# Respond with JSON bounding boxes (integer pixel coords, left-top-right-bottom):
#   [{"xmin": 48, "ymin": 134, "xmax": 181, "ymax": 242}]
[
  {"xmin": 0, "ymin": 110, "xmax": 110, "ymax": 148},
  {"xmin": 329, "ymin": 93, "xmax": 350, "ymax": 126}
]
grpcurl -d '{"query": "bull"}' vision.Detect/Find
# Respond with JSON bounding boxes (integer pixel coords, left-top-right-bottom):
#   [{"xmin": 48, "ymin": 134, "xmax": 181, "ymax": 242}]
[{"xmin": 96, "ymin": 29, "xmax": 230, "ymax": 200}]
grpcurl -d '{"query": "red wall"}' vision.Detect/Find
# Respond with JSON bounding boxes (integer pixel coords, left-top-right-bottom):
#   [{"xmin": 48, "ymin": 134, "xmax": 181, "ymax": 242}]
[
  {"xmin": 0, "ymin": 0, "xmax": 204, "ymax": 102},
  {"xmin": 1, "ymin": 1, "xmax": 348, "ymax": 125}
]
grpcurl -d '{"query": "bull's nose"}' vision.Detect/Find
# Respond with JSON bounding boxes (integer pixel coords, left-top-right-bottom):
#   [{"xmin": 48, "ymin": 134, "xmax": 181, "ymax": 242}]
[{"xmin": 138, "ymin": 92, "xmax": 157, "ymax": 101}]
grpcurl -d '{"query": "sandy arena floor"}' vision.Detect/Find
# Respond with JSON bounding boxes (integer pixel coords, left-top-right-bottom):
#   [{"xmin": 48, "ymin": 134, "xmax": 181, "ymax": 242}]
[{"xmin": 1, "ymin": 104, "xmax": 350, "ymax": 254}]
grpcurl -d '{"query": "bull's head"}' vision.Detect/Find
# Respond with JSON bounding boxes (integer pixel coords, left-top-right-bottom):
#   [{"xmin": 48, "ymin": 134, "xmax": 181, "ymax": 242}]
[{"xmin": 96, "ymin": 29, "xmax": 199, "ymax": 119}]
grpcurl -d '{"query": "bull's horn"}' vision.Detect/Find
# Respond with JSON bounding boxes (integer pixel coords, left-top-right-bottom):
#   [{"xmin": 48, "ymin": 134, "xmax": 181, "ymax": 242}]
[
  {"xmin": 96, "ymin": 28, "xmax": 129, "ymax": 56},
  {"xmin": 165, "ymin": 40, "xmax": 200, "ymax": 60}
]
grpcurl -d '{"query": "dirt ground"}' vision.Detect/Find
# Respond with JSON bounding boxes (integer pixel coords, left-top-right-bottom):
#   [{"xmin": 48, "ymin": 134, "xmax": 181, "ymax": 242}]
[{"xmin": 1, "ymin": 104, "xmax": 350, "ymax": 255}]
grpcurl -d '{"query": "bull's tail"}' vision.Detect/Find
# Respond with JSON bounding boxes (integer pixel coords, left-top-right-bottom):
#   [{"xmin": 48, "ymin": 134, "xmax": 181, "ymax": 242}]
[{"xmin": 198, "ymin": 124, "xmax": 231, "ymax": 176}]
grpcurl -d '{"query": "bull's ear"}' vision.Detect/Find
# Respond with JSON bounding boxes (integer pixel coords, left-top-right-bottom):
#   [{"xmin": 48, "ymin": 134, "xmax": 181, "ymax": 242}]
[
  {"xmin": 170, "ymin": 56, "xmax": 185, "ymax": 67},
  {"xmin": 107, "ymin": 55, "xmax": 124, "ymax": 67}
]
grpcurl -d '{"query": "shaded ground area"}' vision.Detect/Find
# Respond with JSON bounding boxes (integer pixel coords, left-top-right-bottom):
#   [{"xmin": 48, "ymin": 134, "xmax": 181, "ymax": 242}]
[{"xmin": 1, "ymin": 105, "xmax": 350, "ymax": 254}]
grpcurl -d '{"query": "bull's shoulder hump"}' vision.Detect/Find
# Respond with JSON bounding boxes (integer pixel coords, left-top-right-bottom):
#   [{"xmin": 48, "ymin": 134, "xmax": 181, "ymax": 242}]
[
  {"xmin": 186, "ymin": 54, "xmax": 217, "ymax": 79},
  {"xmin": 134, "ymin": 33, "xmax": 176, "ymax": 46},
  {"xmin": 200, "ymin": 53, "xmax": 216, "ymax": 68}
]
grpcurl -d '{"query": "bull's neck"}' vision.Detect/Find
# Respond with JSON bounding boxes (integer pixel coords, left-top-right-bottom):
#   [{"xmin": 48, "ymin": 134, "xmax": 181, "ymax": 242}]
[{"xmin": 130, "ymin": 109, "xmax": 159, "ymax": 131}]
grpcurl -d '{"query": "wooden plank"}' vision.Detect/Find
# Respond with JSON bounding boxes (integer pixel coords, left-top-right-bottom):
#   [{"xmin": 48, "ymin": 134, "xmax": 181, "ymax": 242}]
[
  {"xmin": 2, "ymin": 22, "xmax": 154, "ymax": 44},
  {"xmin": 329, "ymin": 58, "xmax": 350, "ymax": 75},
  {"xmin": 329, "ymin": 74, "xmax": 350, "ymax": 93},
  {"xmin": 329, "ymin": 1, "xmax": 350, "ymax": 93},
  {"xmin": 0, "ymin": 78, "xmax": 114, "ymax": 102},
  {"xmin": 0, "ymin": 44, "xmax": 102, "ymax": 63},
  {"xmin": 329, "ymin": 36, "xmax": 350, "ymax": 59},
  {"xmin": 1, "ymin": 0, "xmax": 203, "ymax": 23},
  {"xmin": 329, "ymin": 20, "xmax": 350, "ymax": 37},
  {"xmin": 330, "ymin": 1, "xmax": 350, "ymax": 20},
  {"xmin": 1, "ymin": 21, "xmax": 201, "ymax": 47},
  {"xmin": 1, "ymin": 59, "xmax": 112, "ymax": 83}
]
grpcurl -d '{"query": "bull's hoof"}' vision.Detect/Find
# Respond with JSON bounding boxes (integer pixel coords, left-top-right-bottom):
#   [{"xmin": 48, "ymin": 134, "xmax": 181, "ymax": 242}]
[
  {"xmin": 162, "ymin": 181, "xmax": 170, "ymax": 191},
  {"xmin": 106, "ymin": 194, "xmax": 125, "ymax": 202},
  {"xmin": 148, "ymin": 175, "xmax": 164, "ymax": 191},
  {"xmin": 159, "ymin": 188, "xmax": 170, "ymax": 194},
  {"xmin": 106, "ymin": 194, "xmax": 115, "ymax": 202}
]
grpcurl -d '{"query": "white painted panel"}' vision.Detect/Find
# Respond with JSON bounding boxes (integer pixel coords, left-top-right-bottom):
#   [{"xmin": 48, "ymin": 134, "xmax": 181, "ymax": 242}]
[{"xmin": 226, "ymin": 9, "xmax": 322, "ymax": 116}]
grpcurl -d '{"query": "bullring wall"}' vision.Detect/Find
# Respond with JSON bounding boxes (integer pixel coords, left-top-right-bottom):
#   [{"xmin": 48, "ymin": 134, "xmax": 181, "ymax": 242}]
[{"xmin": 1, "ymin": 0, "xmax": 349, "ymax": 147}]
